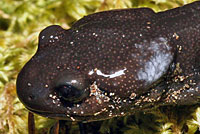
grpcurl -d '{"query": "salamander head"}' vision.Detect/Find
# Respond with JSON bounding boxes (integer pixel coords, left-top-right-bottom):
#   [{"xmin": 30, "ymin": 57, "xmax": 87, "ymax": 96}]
[{"xmin": 16, "ymin": 23, "xmax": 173, "ymax": 121}]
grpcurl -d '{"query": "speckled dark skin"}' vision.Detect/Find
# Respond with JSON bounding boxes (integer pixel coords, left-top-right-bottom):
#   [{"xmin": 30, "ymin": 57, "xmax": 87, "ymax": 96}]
[{"xmin": 17, "ymin": 2, "xmax": 200, "ymax": 122}]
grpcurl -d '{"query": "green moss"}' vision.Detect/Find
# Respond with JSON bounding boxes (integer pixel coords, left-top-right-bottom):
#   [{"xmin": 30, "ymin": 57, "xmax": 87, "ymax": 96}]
[{"xmin": 0, "ymin": 0, "xmax": 199, "ymax": 133}]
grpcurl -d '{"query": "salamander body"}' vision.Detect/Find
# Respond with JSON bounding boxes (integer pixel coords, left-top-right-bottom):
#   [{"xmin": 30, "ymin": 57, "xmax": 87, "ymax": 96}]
[{"xmin": 17, "ymin": 1, "xmax": 200, "ymax": 122}]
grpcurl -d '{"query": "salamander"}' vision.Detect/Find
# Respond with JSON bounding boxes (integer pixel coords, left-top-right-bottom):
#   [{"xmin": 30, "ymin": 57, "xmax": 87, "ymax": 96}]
[{"xmin": 17, "ymin": 1, "xmax": 200, "ymax": 122}]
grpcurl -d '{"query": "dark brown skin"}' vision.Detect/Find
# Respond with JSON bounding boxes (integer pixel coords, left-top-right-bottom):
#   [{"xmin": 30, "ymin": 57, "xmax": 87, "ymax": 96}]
[{"xmin": 17, "ymin": 1, "xmax": 200, "ymax": 122}]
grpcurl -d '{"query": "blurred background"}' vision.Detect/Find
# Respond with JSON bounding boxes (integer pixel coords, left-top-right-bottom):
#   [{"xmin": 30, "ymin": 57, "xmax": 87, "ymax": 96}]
[{"xmin": 0, "ymin": 0, "xmax": 199, "ymax": 134}]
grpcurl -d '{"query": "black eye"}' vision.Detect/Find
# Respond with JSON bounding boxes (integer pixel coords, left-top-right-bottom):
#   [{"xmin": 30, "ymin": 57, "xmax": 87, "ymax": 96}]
[
  {"xmin": 56, "ymin": 83, "xmax": 89, "ymax": 103},
  {"xmin": 55, "ymin": 72, "xmax": 90, "ymax": 103}
]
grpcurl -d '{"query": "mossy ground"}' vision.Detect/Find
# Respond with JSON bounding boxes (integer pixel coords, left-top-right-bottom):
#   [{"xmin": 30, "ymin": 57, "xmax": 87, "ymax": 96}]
[{"xmin": 0, "ymin": 0, "xmax": 199, "ymax": 133}]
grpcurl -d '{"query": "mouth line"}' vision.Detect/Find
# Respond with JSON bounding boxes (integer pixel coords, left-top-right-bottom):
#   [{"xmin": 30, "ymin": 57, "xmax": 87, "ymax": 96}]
[
  {"xmin": 26, "ymin": 107, "xmax": 66, "ymax": 118},
  {"xmin": 26, "ymin": 106, "xmax": 99, "ymax": 121}
]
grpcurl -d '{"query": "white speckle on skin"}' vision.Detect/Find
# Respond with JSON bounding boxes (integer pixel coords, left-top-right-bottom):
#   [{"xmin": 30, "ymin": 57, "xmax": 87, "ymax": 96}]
[
  {"xmin": 70, "ymin": 117, "xmax": 76, "ymax": 121},
  {"xmin": 52, "ymin": 95, "xmax": 57, "ymax": 99},
  {"xmin": 27, "ymin": 83, "xmax": 32, "ymax": 86},
  {"xmin": 45, "ymin": 84, "xmax": 49, "ymax": 88},
  {"xmin": 88, "ymin": 70, "xmax": 94, "ymax": 75},
  {"xmin": 71, "ymin": 80, "xmax": 77, "ymax": 84},
  {"xmin": 109, "ymin": 92, "xmax": 115, "ymax": 96},
  {"xmin": 135, "ymin": 43, "xmax": 143, "ymax": 49},
  {"xmin": 130, "ymin": 92, "xmax": 136, "ymax": 99},
  {"xmin": 76, "ymin": 104, "xmax": 80, "ymax": 107},
  {"xmin": 94, "ymin": 108, "xmax": 107, "ymax": 116}
]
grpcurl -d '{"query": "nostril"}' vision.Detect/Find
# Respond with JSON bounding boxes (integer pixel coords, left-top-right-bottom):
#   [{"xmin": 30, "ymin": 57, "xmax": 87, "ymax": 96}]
[{"xmin": 28, "ymin": 95, "xmax": 35, "ymax": 101}]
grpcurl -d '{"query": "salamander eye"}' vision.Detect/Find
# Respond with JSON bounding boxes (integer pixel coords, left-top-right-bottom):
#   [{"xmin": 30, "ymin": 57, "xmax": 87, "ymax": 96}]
[
  {"xmin": 56, "ymin": 81, "xmax": 89, "ymax": 103},
  {"xmin": 55, "ymin": 73, "xmax": 90, "ymax": 103}
]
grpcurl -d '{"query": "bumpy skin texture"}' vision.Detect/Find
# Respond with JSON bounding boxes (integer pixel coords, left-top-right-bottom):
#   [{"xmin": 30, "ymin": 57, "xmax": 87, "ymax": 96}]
[{"xmin": 17, "ymin": 2, "xmax": 200, "ymax": 122}]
